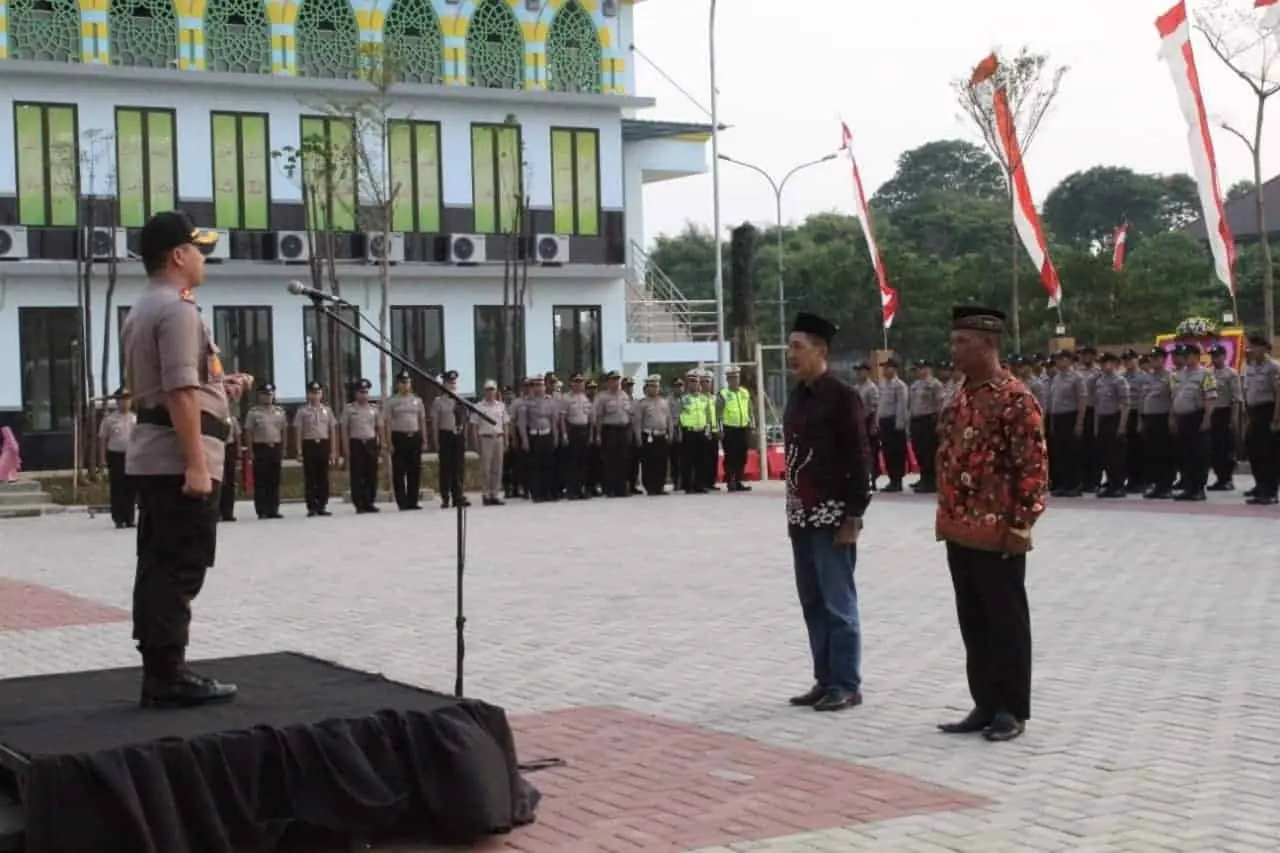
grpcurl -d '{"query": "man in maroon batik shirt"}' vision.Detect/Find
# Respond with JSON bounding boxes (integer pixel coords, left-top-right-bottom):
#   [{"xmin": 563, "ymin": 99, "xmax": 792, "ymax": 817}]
[{"xmin": 784, "ymin": 312, "xmax": 874, "ymax": 713}]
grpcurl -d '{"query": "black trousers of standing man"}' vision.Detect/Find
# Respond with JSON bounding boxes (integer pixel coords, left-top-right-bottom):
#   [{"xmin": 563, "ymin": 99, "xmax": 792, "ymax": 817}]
[
  {"xmin": 437, "ymin": 430, "xmax": 464, "ymax": 506},
  {"xmin": 565, "ymin": 424, "xmax": 590, "ymax": 498},
  {"xmin": 909, "ymin": 414, "xmax": 938, "ymax": 489},
  {"xmin": 390, "ymin": 431, "xmax": 423, "ymax": 509},
  {"xmin": 946, "ymin": 542, "xmax": 1032, "ymax": 723},
  {"xmin": 525, "ymin": 433, "xmax": 555, "ymax": 501},
  {"xmin": 721, "ymin": 425, "xmax": 749, "ymax": 487},
  {"xmin": 134, "ymin": 475, "xmax": 219, "ymax": 679},
  {"xmin": 1125, "ymin": 410, "xmax": 1144, "ymax": 492},
  {"xmin": 348, "ymin": 438, "xmax": 378, "ymax": 510},
  {"xmin": 1049, "ymin": 412, "xmax": 1082, "ymax": 493},
  {"xmin": 1208, "ymin": 407, "xmax": 1236, "ymax": 486},
  {"xmin": 1174, "ymin": 412, "xmax": 1211, "ymax": 494},
  {"xmin": 1141, "ymin": 414, "xmax": 1175, "ymax": 493},
  {"xmin": 640, "ymin": 432, "xmax": 669, "ymax": 495},
  {"xmin": 301, "ymin": 438, "xmax": 331, "ymax": 512},
  {"xmin": 1246, "ymin": 402, "xmax": 1278, "ymax": 497},
  {"xmin": 600, "ymin": 425, "xmax": 630, "ymax": 497},
  {"xmin": 1080, "ymin": 408, "xmax": 1099, "ymax": 491},
  {"xmin": 220, "ymin": 446, "xmax": 238, "ymax": 521},
  {"xmin": 878, "ymin": 419, "xmax": 907, "ymax": 485},
  {"xmin": 106, "ymin": 450, "xmax": 137, "ymax": 526},
  {"xmin": 251, "ymin": 443, "xmax": 282, "ymax": 518},
  {"xmin": 1094, "ymin": 413, "xmax": 1126, "ymax": 493}
]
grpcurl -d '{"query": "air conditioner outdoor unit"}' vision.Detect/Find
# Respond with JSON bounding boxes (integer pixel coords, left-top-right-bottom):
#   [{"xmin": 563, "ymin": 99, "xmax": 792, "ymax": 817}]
[
  {"xmin": 533, "ymin": 234, "xmax": 570, "ymax": 265},
  {"xmin": 365, "ymin": 232, "xmax": 404, "ymax": 264},
  {"xmin": 201, "ymin": 229, "xmax": 231, "ymax": 261},
  {"xmin": 445, "ymin": 233, "xmax": 486, "ymax": 265},
  {"xmin": 0, "ymin": 226, "xmax": 29, "ymax": 260},
  {"xmin": 272, "ymin": 231, "xmax": 311, "ymax": 263},
  {"xmin": 601, "ymin": 0, "xmax": 618, "ymax": 16},
  {"xmin": 83, "ymin": 227, "xmax": 128, "ymax": 261}
]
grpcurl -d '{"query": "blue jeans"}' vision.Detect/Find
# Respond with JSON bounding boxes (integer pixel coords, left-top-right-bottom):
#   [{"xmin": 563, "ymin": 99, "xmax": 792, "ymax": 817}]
[{"xmin": 790, "ymin": 526, "xmax": 862, "ymax": 691}]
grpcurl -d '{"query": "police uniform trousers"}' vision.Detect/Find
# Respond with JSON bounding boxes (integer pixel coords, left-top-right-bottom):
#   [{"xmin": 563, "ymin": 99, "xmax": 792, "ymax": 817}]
[
  {"xmin": 702, "ymin": 433, "xmax": 719, "ymax": 489},
  {"xmin": 587, "ymin": 441, "xmax": 603, "ymax": 495},
  {"xmin": 134, "ymin": 474, "xmax": 220, "ymax": 679},
  {"xmin": 867, "ymin": 416, "xmax": 882, "ymax": 483},
  {"xmin": 1094, "ymin": 412, "xmax": 1126, "ymax": 492},
  {"xmin": 348, "ymin": 438, "xmax": 379, "ymax": 510},
  {"xmin": 437, "ymin": 430, "xmax": 464, "ymax": 505},
  {"xmin": 1245, "ymin": 402, "xmax": 1278, "ymax": 497},
  {"xmin": 722, "ymin": 425, "xmax": 750, "ymax": 486},
  {"xmin": 1174, "ymin": 412, "xmax": 1211, "ymax": 493},
  {"xmin": 640, "ymin": 431, "xmax": 669, "ymax": 495},
  {"xmin": 668, "ymin": 439, "xmax": 682, "ymax": 490},
  {"xmin": 525, "ymin": 432, "xmax": 555, "ymax": 501},
  {"xmin": 251, "ymin": 442, "xmax": 283, "ymax": 517},
  {"xmin": 504, "ymin": 439, "xmax": 523, "ymax": 497},
  {"xmin": 1124, "ymin": 410, "xmax": 1144, "ymax": 491},
  {"xmin": 1208, "ymin": 407, "xmax": 1237, "ymax": 485},
  {"xmin": 301, "ymin": 438, "xmax": 331, "ymax": 512},
  {"xmin": 630, "ymin": 438, "xmax": 643, "ymax": 492},
  {"xmin": 1048, "ymin": 412, "xmax": 1082, "ymax": 492},
  {"xmin": 1080, "ymin": 408, "xmax": 1099, "ymax": 491},
  {"xmin": 552, "ymin": 440, "xmax": 568, "ymax": 498},
  {"xmin": 1141, "ymin": 414, "xmax": 1175, "ymax": 492},
  {"xmin": 601, "ymin": 424, "xmax": 631, "ymax": 497},
  {"xmin": 946, "ymin": 542, "xmax": 1032, "ymax": 722},
  {"xmin": 878, "ymin": 419, "xmax": 907, "ymax": 483},
  {"xmin": 390, "ymin": 431, "xmax": 423, "ymax": 509},
  {"xmin": 219, "ymin": 446, "xmax": 238, "ymax": 521},
  {"xmin": 106, "ymin": 449, "xmax": 137, "ymax": 526},
  {"xmin": 909, "ymin": 414, "xmax": 939, "ymax": 488},
  {"xmin": 477, "ymin": 434, "xmax": 504, "ymax": 497},
  {"xmin": 565, "ymin": 423, "xmax": 591, "ymax": 498}
]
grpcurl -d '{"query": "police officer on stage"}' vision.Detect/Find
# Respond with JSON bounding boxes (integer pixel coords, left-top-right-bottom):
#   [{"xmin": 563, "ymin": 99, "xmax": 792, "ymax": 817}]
[
  {"xmin": 292, "ymin": 380, "xmax": 337, "ymax": 517},
  {"xmin": 717, "ymin": 366, "xmax": 753, "ymax": 492},
  {"xmin": 98, "ymin": 387, "xmax": 137, "ymax": 528},
  {"xmin": 633, "ymin": 375, "xmax": 673, "ymax": 495},
  {"xmin": 1092, "ymin": 353, "xmax": 1129, "ymax": 498},
  {"xmin": 430, "ymin": 371, "xmax": 468, "ymax": 509},
  {"xmin": 342, "ymin": 378, "xmax": 380, "ymax": 513},
  {"xmin": 908, "ymin": 359, "xmax": 943, "ymax": 493},
  {"xmin": 876, "ymin": 358, "xmax": 909, "ymax": 492},
  {"xmin": 123, "ymin": 209, "xmax": 239, "ymax": 707},
  {"xmin": 1207, "ymin": 344, "xmax": 1242, "ymax": 491},
  {"xmin": 244, "ymin": 383, "xmax": 286, "ymax": 519},
  {"xmin": 519, "ymin": 375, "xmax": 559, "ymax": 502},
  {"xmin": 1170, "ymin": 343, "xmax": 1216, "ymax": 501},
  {"xmin": 219, "ymin": 381, "xmax": 243, "ymax": 522},
  {"xmin": 560, "ymin": 373, "xmax": 593, "ymax": 500},
  {"xmin": 384, "ymin": 370, "xmax": 426, "ymax": 510}
]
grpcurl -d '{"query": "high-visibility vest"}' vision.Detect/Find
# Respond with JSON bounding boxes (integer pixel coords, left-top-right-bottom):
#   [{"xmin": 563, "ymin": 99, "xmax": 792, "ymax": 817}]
[
  {"xmin": 703, "ymin": 393, "xmax": 718, "ymax": 429},
  {"xmin": 720, "ymin": 387, "xmax": 751, "ymax": 427},
  {"xmin": 679, "ymin": 395, "xmax": 706, "ymax": 429}
]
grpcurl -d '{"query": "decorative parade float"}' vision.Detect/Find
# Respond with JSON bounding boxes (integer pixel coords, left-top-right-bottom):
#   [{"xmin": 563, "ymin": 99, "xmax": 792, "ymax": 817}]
[{"xmin": 1154, "ymin": 316, "xmax": 1246, "ymax": 370}]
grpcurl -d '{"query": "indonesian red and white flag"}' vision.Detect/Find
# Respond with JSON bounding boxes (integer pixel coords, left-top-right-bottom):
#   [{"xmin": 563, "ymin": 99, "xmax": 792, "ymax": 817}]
[
  {"xmin": 1112, "ymin": 223, "xmax": 1128, "ymax": 271},
  {"xmin": 1258, "ymin": 0, "xmax": 1280, "ymax": 49},
  {"xmin": 969, "ymin": 54, "xmax": 1062, "ymax": 307},
  {"xmin": 1157, "ymin": 1, "xmax": 1235, "ymax": 294},
  {"xmin": 840, "ymin": 121, "xmax": 899, "ymax": 329}
]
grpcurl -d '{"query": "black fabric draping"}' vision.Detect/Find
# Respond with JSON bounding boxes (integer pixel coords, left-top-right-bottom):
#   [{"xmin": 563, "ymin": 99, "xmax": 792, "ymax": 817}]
[{"xmin": 0, "ymin": 653, "xmax": 539, "ymax": 853}]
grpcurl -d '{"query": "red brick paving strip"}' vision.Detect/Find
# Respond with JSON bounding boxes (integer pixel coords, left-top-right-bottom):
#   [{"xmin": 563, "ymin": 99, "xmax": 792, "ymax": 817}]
[
  {"xmin": 474, "ymin": 707, "xmax": 988, "ymax": 852},
  {"xmin": 0, "ymin": 578, "xmax": 129, "ymax": 632}
]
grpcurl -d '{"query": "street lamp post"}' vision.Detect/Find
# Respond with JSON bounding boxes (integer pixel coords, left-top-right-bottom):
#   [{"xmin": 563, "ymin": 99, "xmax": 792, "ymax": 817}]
[
  {"xmin": 718, "ymin": 152, "xmax": 837, "ymax": 403},
  {"xmin": 708, "ymin": 0, "xmax": 727, "ymax": 382}
]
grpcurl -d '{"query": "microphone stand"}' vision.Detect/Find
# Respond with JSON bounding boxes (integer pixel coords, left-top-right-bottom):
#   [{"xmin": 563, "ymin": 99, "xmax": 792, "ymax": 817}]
[{"xmin": 303, "ymin": 294, "xmax": 495, "ymax": 699}]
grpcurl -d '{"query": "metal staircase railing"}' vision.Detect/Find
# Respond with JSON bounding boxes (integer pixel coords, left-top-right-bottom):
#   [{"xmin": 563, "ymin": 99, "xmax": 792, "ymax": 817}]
[{"xmin": 626, "ymin": 240, "xmax": 718, "ymax": 343}]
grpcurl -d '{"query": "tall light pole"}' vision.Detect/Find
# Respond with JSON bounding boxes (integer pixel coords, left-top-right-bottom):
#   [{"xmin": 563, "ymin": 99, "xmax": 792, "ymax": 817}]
[
  {"xmin": 719, "ymin": 152, "xmax": 837, "ymax": 403},
  {"xmin": 708, "ymin": 0, "xmax": 726, "ymax": 381}
]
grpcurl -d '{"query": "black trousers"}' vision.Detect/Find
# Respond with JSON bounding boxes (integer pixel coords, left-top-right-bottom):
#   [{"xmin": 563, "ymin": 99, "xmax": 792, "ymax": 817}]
[
  {"xmin": 1049, "ymin": 412, "xmax": 1081, "ymax": 491},
  {"xmin": 301, "ymin": 438, "xmax": 331, "ymax": 511},
  {"xmin": 504, "ymin": 441, "xmax": 524, "ymax": 497},
  {"xmin": 220, "ymin": 446, "xmax": 238, "ymax": 520},
  {"xmin": 437, "ymin": 430, "xmax": 463, "ymax": 503},
  {"xmin": 947, "ymin": 542, "xmax": 1031, "ymax": 722},
  {"xmin": 390, "ymin": 432, "xmax": 423, "ymax": 508},
  {"xmin": 702, "ymin": 434, "xmax": 719, "ymax": 489},
  {"xmin": 1174, "ymin": 412, "xmax": 1210, "ymax": 492},
  {"xmin": 553, "ymin": 440, "xmax": 568, "ymax": 497},
  {"xmin": 1246, "ymin": 402, "xmax": 1278, "ymax": 496},
  {"xmin": 348, "ymin": 438, "xmax": 379, "ymax": 509},
  {"xmin": 668, "ymin": 439, "xmax": 682, "ymax": 490},
  {"xmin": 587, "ymin": 440, "xmax": 602, "ymax": 493},
  {"xmin": 1141, "ymin": 414, "xmax": 1175, "ymax": 491},
  {"xmin": 878, "ymin": 419, "xmax": 907, "ymax": 481},
  {"xmin": 251, "ymin": 443, "xmax": 282, "ymax": 517},
  {"xmin": 106, "ymin": 450, "xmax": 136, "ymax": 526},
  {"xmin": 1095, "ymin": 413, "xmax": 1125, "ymax": 489},
  {"xmin": 640, "ymin": 434, "xmax": 669, "ymax": 494},
  {"xmin": 1080, "ymin": 408, "xmax": 1099, "ymax": 491},
  {"xmin": 630, "ymin": 437, "xmax": 643, "ymax": 491},
  {"xmin": 525, "ymin": 433, "xmax": 555, "ymax": 500},
  {"xmin": 722, "ymin": 426, "xmax": 749, "ymax": 484},
  {"xmin": 565, "ymin": 424, "xmax": 590, "ymax": 498},
  {"xmin": 1125, "ymin": 410, "xmax": 1144, "ymax": 489},
  {"xmin": 867, "ymin": 417, "xmax": 882, "ymax": 481},
  {"xmin": 600, "ymin": 425, "xmax": 630, "ymax": 497},
  {"xmin": 909, "ymin": 415, "xmax": 938, "ymax": 486},
  {"xmin": 134, "ymin": 475, "xmax": 219, "ymax": 679},
  {"xmin": 1208, "ymin": 408, "xmax": 1236, "ymax": 484}
]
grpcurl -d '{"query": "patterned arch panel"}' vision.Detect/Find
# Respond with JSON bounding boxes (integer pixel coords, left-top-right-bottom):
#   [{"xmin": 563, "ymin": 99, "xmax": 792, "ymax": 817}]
[
  {"xmin": 204, "ymin": 0, "xmax": 270, "ymax": 72},
  {"xmin": 6, "ymin": 0, "xmax": 81, "ymax": 61},
  {"xmin": 464, "ymin": 0, "xmax": 521, "ymax": 89},
  {"xmin": 295, "ymin": 0, "xmax": 359, "ymax": 78},
  {"xmin": 545, "ymin": 0, "xmax": 597, "ymax": 93},
  {"xmin": 382, "ymin": 0, "xmax": 441, "ymax": 84}
]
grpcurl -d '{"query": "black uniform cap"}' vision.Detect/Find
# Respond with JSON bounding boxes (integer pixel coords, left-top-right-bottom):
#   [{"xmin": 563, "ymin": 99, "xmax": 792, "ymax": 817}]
[
  {"xmin": 1098, "ymin": 352, "xmax": 1119, "ymax": 363},
  {"xmin": 139, "ymin": 210, "xmax": 217, "ymax": 267},
  {"xmin": 356, "ymin": 378, "xmax": 372, "ymax": 391},
  {"xmin": 259, "ymin": 383, "xmax": 275, "ymax": 393},
  {"xmin": 306, "ymin": 380, "xmax": 322, "ymax": 392},
  {"xmin": 1247, "ymin": 334, "xmax": 1271, "ymax": 349},
  {"xmin": 396, "ymin": 369, "xmax": 411, "ymax": 381},
  {"xmin": 443, "ymin": 370, "xmax": 459, "ymax": 381},
  {"xmin": 1208, "ymin": 344, "xmax": 1228, "ymax": 356}
]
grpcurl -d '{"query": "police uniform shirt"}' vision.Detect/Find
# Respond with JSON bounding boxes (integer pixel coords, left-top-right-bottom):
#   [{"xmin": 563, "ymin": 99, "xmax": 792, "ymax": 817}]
[
  {"xmin": 633, "ymin": 396, "xmax": 672, "ymax": 442},
  {"xmin": 908, "ymin": 377, "xmax": 943, "ymax": 416},
  {"xmin": 876, "ymin": 377, "xmax": 909, "ymax": 428},
  {"xmin": 343, "ymin": 402, "xmax": 379, "ymax": 440},
  {"xmin": 122, "ymin": 282, "xmax": 228, "ymax": 477},
  {"xmin": 245, "ymin": 403, "xmax": 287, "ymax": 444},
  {"xmin": 99, "ymin": 410, "xmax": 137, "ymax": 453},
  {"xmin": 1172, "ymin": 365, "xmax": 1217, "ymax": 415},
  {"xmin": 1142, "ymin": 369, "xmax": 1174, "ymax": 415},
  {"xmin": 1124, "ymin": 369, "xmax": 1149, "ymax": 412},
  {"xmin": 593, "ymin": 389, "xmax": 631, "ymax": 427},
  {"xmin": 561, "ymin": 392, "xmax": 593, "ymax": 427},
  {"xmin": 1093, "ymin": 373, "xmax": 1129, "ymax": 416},
  {"xmin": 519, "ymin": 396, "xmax": 557, "ymax": 436},
  {"xmin": 1027, "ymin": 375, "xmax": 1049, "ymax": 412},
  {"xmin": 1082, "ymin": 365, "xmax": 1102, "ymax": 408},
  {"xmin": 1212, "ymin": 365, "xmax": 1242, "ymax": 409},
  {"xmin": 384, "ymin": 393, "xmax": 425, "ymax": 433},
  {"xmin": 293, "ymin": 403, "xmax": 336, "ymax": 440},
  {"xmin": 471, "ymin": 399, "xmax": 508, "ymax": 436},
  {"xmin": 856, "ymin": 379, "xmax": 879, "ymax": 416},
  {"xmin": 507, "ymin": 396, "xmax": 527, "ymax": 435},
  {"xmin": 1244, "ymin": 357, "xmax": 1280, "ymax": 405},
  {"xmin": 1049, "ymin": 370, "xmax": 1086, "ymax": 415},
  {"xmin": 430, "ymin": 396, "xmax": 461, "ymax": 433}
]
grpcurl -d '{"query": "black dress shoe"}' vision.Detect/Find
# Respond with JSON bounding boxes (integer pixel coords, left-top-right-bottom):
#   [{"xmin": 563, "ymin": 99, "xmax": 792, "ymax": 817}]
[
  {"xmin": 813, "ymin": 687, "xmax": 863, "ymax": 712},
  {"xmin": 1097, "ymin": 488, "xmax": 1126, "ymax": 499},
  {"xmin": 982, "ymin": 711, "xmax": 1025, "ymax": 742},
  {"xmin": 316, "ymin": 509, "xmax": 332, "ymax": 516},
  {"xmin": 1172, "ymin": 490, "xmax": 1205, "ymax": 502},
  {"xmin": 1243, "ymin": 487, "xmax": 1257, "ymax": 498},
  {"xmin": 1246, "ymin": 494, "xmax": 1278, "ymax": 505},
  {"xmin": 141, "ymin": 670, "xmax": 238, "ymax": 708},
  {"xmin": 1206, "ymin": 481, "xmax": 1234, "ymax": 492},
  {"xmin": 788, "ymin": 684, "xmax": 828, "ymax": 707},
  {"xmin": 306, "ymin": 510, "xmax": 316, "ymax": 517},
  {"xmin": 221, "ymin": 516, "xmax": 237, "ymax": 522},
  {"xmin": 938, "ymin": 708, "xmax": 992, "ymax": 734}
]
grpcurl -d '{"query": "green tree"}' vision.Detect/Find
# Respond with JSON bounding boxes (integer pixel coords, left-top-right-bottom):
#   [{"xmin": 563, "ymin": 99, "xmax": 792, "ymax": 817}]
[
  {"xmin": 1226, "ymin": 179, "xmax": 1257, "ymax": 203},
  {"xmin": 1042, "ymin": 166, "xmax": 1200, "ymax": 249},
  {"xmin": 871, "ymin": 139, "xmax": 1005, "ymax": 212}
]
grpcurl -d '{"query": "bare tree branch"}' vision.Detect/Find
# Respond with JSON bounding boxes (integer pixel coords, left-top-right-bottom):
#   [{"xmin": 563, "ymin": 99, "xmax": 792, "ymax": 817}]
[{"xmin": 1219, "ymin": 121, "xmax": 1256, "ymax": 153}]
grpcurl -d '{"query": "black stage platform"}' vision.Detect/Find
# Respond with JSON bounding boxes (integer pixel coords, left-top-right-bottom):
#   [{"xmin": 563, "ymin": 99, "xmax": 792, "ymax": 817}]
[{"xmin": 0, "ymin": 652, "xmax": 539, "ymax": 853}]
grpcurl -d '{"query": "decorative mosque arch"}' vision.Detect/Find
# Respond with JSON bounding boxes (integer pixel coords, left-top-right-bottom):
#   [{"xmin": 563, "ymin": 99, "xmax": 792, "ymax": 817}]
[
  {"xmin": 382, "ymin": 0, "xmax": 442, "ymax": 84},
  {"xmin": 545, "ymin": 0, "xmax": 599, "ymax": 93},
  {"xmin": 205, "ymin": 0, "xmax": 271, "ymax": 73},
  {"xmin": 296, "ymin": 0, "xmax": 359, "ymax": 78},
  {"xmin": 108, "ymin": 0, "xmax": 178, "ymax": 67},
  {"xmin": 464, "ymin": 0, "xmax": 522, "ymax": 89},
  {"xmin": 7, "ymin": 0, "xmax": 81, "ymax": 62}
]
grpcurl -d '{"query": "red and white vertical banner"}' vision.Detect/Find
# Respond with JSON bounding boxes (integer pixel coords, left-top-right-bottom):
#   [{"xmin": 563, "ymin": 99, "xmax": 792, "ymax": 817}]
[
  {"xmin": 1258, "ymin": 0, "xmax": 1280, "ymax": 50},
  {"xmin": 840, "ymin": 122, "xmax": 899, "ymax": 329},
  {"xmin": 1112, "ymin": 223, "xmax": 1129, "ymax": 271},
  {"xmin": 969, "ymin": 54, "xmax": 1063, "ymax": 307},
  {"xmin": 1157, "ymin": 1, "xmax": 1235, "ymax": 294}
]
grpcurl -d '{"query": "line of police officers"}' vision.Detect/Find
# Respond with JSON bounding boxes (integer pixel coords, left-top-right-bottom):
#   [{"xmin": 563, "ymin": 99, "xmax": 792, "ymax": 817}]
[{"xmin": 852, "ymin": 357, "xmax": 954, "ymax": 495}]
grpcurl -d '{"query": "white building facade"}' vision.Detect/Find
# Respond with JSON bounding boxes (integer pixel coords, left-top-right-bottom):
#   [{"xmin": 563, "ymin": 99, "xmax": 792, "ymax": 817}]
[{"xmin": 0, "ymin": 0, "xmax": 713, "ymax": 469}]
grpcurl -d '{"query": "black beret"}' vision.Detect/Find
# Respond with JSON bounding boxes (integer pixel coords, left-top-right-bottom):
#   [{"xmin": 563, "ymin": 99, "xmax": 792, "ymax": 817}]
[
  {"xmin": 306, "ymin": 380, "xmax": 322, "ymax": 392},
  {"xmin": 1077, "ymin": 345, "xmax": 1096, "ymax": 355},
  {"xmin": 1148, "ymin": 348, "xmax": 1167, "ymax": 359},
  {"xmin": 1121, "ymin": 348, "xmax": 1139, "ymax": 359},
  {"xmin": 952, "ymin": 305, "xmax": 1006, "ymax": 333},
  {"xmin": 791, "ymin": 311, "xmax": 838, "ymax": 343},
  {"xmin": 443, "ymin": 370, "xmax": 459, "ymax": 381},
  {"xmin": 259, "ymin": 383, "xmax": 275, "ymax": 393},
  {"xmin": 356, "ymin": 378, "xmax": 372, "ymax": 390},
  {"xmin": 1053, "ymin": 349, "xmax": 1075, "ymax": 360},
  {"xmin": 1182, "ymin": 343, "xmax": 1201, "ymax": 355},
  {"xmin": 880, "ymin": 357, "xmax": 900, "ymax": 368},
  {"xmin": 854, "ymin": 361, "xmax": 870, "ymax": 370},
  {"xmin": 914, "ymin": 359, "xmax": 932, "ymax": 368}
]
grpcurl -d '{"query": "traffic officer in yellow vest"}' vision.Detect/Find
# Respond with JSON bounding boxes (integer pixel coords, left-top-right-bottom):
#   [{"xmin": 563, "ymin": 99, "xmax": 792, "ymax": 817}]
[
  {"xmin": 699, "ymin": 370, "xmax": 720, "ymax": 491},
  {"xmin": 244, "ymin": 383, "xmax": 286, "ymax": 519},
  {"xmin": 677, "ymin": 368, "xmax": 708, "ymax": 494},
  {"xmin": 717, "ymin": 366, "xmax": 753, "ymax": 492}
]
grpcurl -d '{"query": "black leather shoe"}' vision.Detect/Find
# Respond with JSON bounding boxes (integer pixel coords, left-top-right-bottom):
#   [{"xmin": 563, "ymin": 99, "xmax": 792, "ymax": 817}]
[
  {"xmin": 788, "ymin": 684, "xmax": 828, "ymax": 707},
  {"xmin": 1246, "ymin": 494, "xmax": 1278, "ymax": 505},
  {"xmin": 1173, "ymin": 490, "xmax": 1205, "ymax": 502},
  {"xmin": 813, "ymin": 687, "xmax": 863, "ymax": 712},
  {"xmin": 141, "ymin": 670, "xmax": 238, "ymax": 708},
  {"xmin": 982, "ymin": 711, "xmax": 1025, "ymax": 742},
  {"xmin": 938, "ymin": 708, "xmax": 992, "ymax": 734},
  {"xmin": 316, "ymin": 509, "xmax": 332, "ymax": 517},
  {"xmin": 1206, "ymin": 481, "xmax": 1234, "ymax": 492},
  {"xmin": 1243, "ymin": 487, "xmax": 1257, "ymax": 498}
]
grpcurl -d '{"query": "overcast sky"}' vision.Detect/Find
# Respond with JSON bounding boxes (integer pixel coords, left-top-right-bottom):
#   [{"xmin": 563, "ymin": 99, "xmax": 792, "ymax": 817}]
[{"xmin": 631, "ymin": 0, "xmax": 1280, "ymax": 244}]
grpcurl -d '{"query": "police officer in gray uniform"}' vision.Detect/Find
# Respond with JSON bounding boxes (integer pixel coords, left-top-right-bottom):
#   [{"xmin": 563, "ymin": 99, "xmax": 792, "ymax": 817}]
[
  {"xmin": 343, "ymin": 378, "xmax": 381, "ymax": 513},
  {"xmin": 1140, "ymin": 348, "xmax": 1176, "ymax": 498},
  {"xmin": 908, "ymin": 359, "xmax": 943, "ymax": 493},
  {"xmin": 429, "ymin": 370, "xmax": 468, "ymax": 509},
  {"xmin": 1170, "ymin": 343, "xmax": 1216, "ymax": 501},
  {"xmin": 384, "ymin": 370, "xmax": 426, "ymax": 511},
  {"xmin": 560, "ymin": 373, "xmax": 594, "ymax": 500},
  {"xmin": 854, "ymin": 363, "xmax": 880, "ymax": 487},
  {"xmin": 1121, "ymin": 349, "xmax": 1149, "ymax": 492},
  {"xmin": 1077, "ymin": 346, "xmax": 1102, "ymax": 492},
  {"xmin": 244, "ymin": 383, "xmax": 287, "ymax": 519},
  {"xmin": 293, "ymin": 380, "xmax": 337, "ymax": 516},
  {"xmin": 1092, "ymin": 353, "xmax": 1129, "ymax": 498},
  {"xmin": 519, "ymin": 375, "xmax": 559, "ymax": 501},
  {"xmin": 876, "ymin": 358, "xmax": 909, "ymax": 492},
  {"xmin": 1243, "ymin": 334, "xmax": 1280, "ymax": 504},
  {"xmin": 220, "ymin": 382, "xmax": 243, "ymax": 522},
  {"xmin": 99, "ymin": 387, "xmax": 138, "ymax": 528},
  {"xmin": 633, "ymin": 375, "xmax": 673, "ymax": 495},
  {"xmin": 123, "ymin": 210, "xmax": 238, "ymax": 707},
  {"xmin": 1207, "ymin": 344, "xmax": 1242, "ymax": 491},
  {"xmin": 1048, "ymin": 350, "xmax": 1087, "ymax": 497}
]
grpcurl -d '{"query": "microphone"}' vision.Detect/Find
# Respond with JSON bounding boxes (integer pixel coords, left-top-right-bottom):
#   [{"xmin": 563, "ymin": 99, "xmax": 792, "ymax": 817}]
[{"xmin": 286, "ymin": 281, "xmax": 350, "ymax": 304}]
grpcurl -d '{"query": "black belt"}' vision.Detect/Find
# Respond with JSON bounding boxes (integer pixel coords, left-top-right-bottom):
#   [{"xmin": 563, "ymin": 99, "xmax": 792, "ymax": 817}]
[{"xmin": 136, "ymin": 407, "xmax": 231, "ymax": 442}]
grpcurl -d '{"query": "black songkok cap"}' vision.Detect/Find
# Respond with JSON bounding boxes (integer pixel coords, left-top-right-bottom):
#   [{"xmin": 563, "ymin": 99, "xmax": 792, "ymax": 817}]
[
  {"xmin": 951, "ymin": 306, "xmax": 1006, "ymax": 333},
  {"xmin": 791, "ymin": 312, "xmax": 838, "ymax": 344}
]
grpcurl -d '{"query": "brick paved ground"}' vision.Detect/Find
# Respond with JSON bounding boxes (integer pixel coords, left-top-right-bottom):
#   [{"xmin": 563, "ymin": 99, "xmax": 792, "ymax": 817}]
[{"xmin": 0, "ymin": 481, "xmax": 1277, "ymax": 851}]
